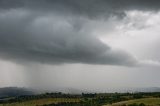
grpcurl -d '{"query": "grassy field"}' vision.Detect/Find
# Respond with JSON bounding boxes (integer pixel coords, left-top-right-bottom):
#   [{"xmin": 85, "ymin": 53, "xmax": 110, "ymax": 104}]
[
  {"xmin": 103, "ymin": 98, "xmax": 160, "ymax": 106},
  {"xmin": 0, "ymin": 98, "xmax": 80, "ymax": 106},
  {"xmin": 1, "ymin": 92, "xmax": 160, "ymax": 106},
  {"xmin": 2, "ymin": 98, "xmax": 160, "ymax": 106}
]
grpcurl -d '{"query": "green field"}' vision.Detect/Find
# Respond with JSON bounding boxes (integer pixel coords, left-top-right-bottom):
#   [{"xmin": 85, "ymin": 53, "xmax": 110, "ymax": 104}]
[
  {"xmin": 2, "ymin": 98, "xmax": 160, "ymax": 106},
  {"xmin": 103, "ymin": 98, "xmax": 160, "ymax": 106},
  {"xmin": 0, "ymin": 98, "xmax": 80, "ymax": 106},
  {"xmin": 1, "ymin": 92, "xmax": 160, "ymax": 106}
]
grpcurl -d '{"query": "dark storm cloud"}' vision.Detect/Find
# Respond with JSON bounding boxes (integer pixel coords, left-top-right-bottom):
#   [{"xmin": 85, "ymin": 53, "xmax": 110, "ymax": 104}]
[
  {"xmin": 1, "ymin": 0, "xmax": 159, "ymax": 66},
  {"xmin": 1, "ymin": 0, "xmax": 160, "ymax": 18}
]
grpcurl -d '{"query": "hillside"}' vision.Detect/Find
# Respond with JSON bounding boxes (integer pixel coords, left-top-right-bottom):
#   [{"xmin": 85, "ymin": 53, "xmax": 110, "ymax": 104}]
[
  {"xmin": 0, "ymin": 87, "xmax": 34, "ymax": 98},
  {"xmin": 104, "ymin": 98, "xmax": 160, "ymax": 106}
]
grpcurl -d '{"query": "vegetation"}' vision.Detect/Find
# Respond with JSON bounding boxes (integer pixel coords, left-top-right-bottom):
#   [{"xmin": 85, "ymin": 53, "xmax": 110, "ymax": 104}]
[
  {"xmin": 104, "ymin": 98, "xmax": 160, "ymax": 106},
  {"xmin": 0, "ymin": 92, "xmax": 160, "ymax": 106}
]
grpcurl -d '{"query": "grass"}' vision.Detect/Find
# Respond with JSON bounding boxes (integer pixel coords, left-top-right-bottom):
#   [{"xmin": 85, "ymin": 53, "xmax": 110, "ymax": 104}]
[
  {"xmin": 103, "ymin": 98, "xmax": 160, "ymax": 106},
  {"xmin": 0, "ymin": 98, "xmax": 80, "ymax": 106},
  {"xmin": 1, "ymin": 97, "xmax": 160, "ymax": 106}
]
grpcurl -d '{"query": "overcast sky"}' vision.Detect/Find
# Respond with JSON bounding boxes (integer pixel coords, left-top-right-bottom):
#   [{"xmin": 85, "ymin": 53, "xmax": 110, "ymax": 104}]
[{"xmin": 0, "ymin": 0, "xmax": 160, "ymax": 92}]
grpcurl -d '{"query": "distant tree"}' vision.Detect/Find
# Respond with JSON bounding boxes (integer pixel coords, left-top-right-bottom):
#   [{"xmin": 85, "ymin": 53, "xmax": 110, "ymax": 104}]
[{"xmin": 133, "ymin": 93, "xmax": 143, "ymax": 99}]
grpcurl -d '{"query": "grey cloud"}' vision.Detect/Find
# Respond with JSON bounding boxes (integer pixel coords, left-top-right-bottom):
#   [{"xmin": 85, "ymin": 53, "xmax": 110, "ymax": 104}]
[
  {"xmin": 0, "ymin": 7, "xmax": 138, "ymax": 66},
  {"xmin": 1, "ymin": 0, "xmax": 160, "ymax": 19},
  {"xmin": 1, "ymin": 0, "xmax": 160, "ymax": 90}
]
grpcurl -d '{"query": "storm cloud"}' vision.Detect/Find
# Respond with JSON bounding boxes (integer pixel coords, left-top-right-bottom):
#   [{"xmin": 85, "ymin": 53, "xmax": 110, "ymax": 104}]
[
  {"xmin": 0, "ymin": 0, "xmax": 160, "ymax": 66},
  {"xmin": 1, "ymin": 0, "xmax": 160, "ymax": 91}
]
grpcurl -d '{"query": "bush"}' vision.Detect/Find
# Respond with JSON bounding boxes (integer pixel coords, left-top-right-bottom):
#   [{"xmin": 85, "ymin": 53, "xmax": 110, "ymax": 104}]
[
  {"xmin": 139, "ymin": 103, "xmax": 145, "ymax": 106},
  {"xmin": 121, "ymin": 104, "xmax": 127, "ymax": 106}
]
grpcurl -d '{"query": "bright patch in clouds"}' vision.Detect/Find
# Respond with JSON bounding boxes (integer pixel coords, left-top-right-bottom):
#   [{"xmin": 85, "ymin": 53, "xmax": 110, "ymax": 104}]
[{"xmin": 100, "ymin": 10, "xmax": 160, "ymax": 66}]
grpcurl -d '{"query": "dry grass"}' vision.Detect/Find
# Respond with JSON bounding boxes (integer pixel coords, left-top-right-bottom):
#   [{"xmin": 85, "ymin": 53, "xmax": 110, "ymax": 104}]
[
  {"xmin": 0, "ymin": 98, "xmax": 80, "ymax": 106},
  {"xmin": 103, "ymin": 98, "xmax": 160, "ymax": 106}
]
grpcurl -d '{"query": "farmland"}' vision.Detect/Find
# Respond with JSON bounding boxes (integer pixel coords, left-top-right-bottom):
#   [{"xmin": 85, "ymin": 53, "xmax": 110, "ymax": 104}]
[
  {"xmin": 0, "ymin": 98, "xmax": 80, "ymax": 106},
  {"xmin": 103, "ymin": 98, "xmax": 160, "ymax": 106},
  {"xmin": 0, "ymin": 92, "xmax": 160, "ymax": 106}
]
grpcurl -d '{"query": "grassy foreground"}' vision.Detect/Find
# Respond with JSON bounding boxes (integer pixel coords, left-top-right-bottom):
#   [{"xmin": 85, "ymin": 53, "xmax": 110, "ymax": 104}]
[
  {"xmin": 103, "ymin": 98, "xmax": 160, "ymax": 106},
  {"xmin": 1, "ymin": 92, "xmax": 160, "ymax": 106},
  {"xmin": 1, "ymin": 98, "xmax": 160, "ymax": 106},
  {"xmin": 0, "ymin": 98, "xmax": 80, "ymax": 106}
]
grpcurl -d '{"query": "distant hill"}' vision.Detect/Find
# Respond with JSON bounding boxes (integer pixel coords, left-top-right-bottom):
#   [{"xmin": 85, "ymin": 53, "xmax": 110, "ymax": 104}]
[
  {"xmin": 0, "ymin": 87, "xmax": 34, "ymax": 98},
  {"xmin": 137, "ymin": 87, "xmax": 160, "ymax": 92},
  {"xmin": 124, "ymin": 87, "xmax": 160, "ymax": 93},
  {"xmin": 0, "ymin": 87, "xmax": 160, "ymax": 98}
]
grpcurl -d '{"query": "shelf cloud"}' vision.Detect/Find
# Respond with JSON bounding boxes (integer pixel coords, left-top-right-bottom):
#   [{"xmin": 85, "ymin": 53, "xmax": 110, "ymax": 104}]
[
  {"xmin": 1, "ymin": 0, "xmax": 160, "ymax": 90},
  {"xmin": 0, "ymin": 0, "xmax": 160, "ymax": 66},
  {"xmin": 0, "ymin": 0, "xmax": 138, "ymax": 66}
]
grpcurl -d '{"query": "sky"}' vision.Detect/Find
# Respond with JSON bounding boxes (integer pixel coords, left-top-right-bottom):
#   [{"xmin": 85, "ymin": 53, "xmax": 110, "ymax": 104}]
[{"xmin": 0, "ymin": 0, "xmax": 160, "ymax": 92}]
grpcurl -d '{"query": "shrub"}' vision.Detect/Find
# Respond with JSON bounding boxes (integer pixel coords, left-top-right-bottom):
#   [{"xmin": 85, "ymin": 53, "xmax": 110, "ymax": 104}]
[{"xmin": 139, "ymin": 103, "xmax": 145, "ymax": 106}]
